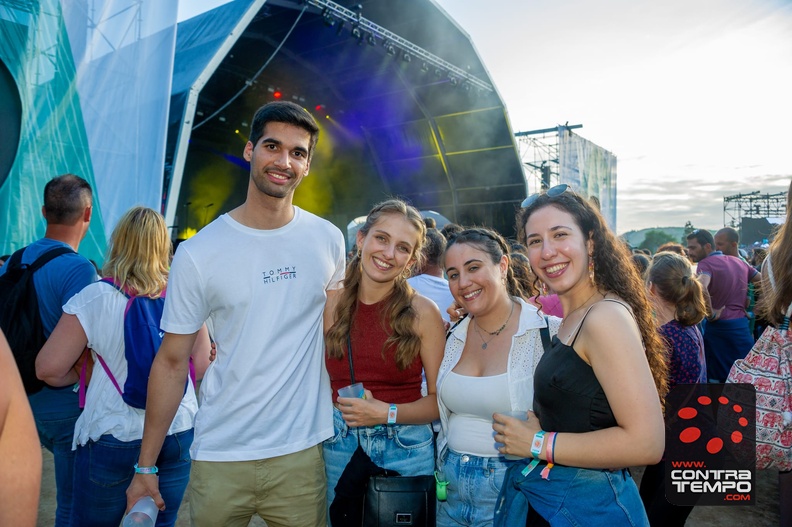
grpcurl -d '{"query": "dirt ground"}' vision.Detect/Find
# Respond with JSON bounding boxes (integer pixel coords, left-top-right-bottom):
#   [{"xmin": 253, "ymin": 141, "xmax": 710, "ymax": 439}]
[{"xmin": 36, "ymin": 449, "xmax": 780, "ymax": 526}]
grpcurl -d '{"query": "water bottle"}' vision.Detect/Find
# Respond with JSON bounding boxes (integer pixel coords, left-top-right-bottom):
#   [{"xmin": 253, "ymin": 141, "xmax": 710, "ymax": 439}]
[{"xmin": 123, "ymin": 496, "xmax": 159, "ymax": 527}]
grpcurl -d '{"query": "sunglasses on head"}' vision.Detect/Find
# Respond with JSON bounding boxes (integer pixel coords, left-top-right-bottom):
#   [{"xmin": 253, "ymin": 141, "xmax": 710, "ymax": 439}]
[{"xmin": 520, "ymin": 183, "xmax": 571, "ymax": 208}]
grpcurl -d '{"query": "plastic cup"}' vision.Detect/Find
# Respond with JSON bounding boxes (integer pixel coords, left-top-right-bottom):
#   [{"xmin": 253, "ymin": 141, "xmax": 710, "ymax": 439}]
[
  {"xmin": 123, "ymin": 496, "xmax": 159, "ymax": 527},
  {"xmin": 338, "ymin": 382, "xmax": 365, "ymax": 399},
  {"xmin": 496, "ymin": 410, "xmax": 529, "ymax": 460}
]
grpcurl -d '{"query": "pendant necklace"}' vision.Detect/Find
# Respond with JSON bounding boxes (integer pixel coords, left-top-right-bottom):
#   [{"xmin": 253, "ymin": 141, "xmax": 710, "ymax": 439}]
[
  {"xmin": 560, "ymin": 290, "xmax": 600, "ymax": 330},
  {"xmin": 473, "ymin": 300, "xmax": 515, "ymax": 350}
]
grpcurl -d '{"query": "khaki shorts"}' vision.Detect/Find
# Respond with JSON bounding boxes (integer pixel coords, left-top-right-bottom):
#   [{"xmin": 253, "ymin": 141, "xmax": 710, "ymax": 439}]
[{"xmin": 189, "ymin": 444, "xmax": 327, "ymax": 527}]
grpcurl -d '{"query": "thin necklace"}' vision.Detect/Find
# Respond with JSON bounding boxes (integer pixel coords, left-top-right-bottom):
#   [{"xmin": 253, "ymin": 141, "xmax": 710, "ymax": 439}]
[
  {"xmin": 560, "ymin": 290, "xmax": 600, "ymax": 328},
  {"xmin": 473, "ymin": 300, "xmax": 515, "ymax": 350}
]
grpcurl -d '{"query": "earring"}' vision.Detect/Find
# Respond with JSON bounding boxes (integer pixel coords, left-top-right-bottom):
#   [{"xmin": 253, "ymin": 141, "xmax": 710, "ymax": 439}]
[
  {"xmin": 588, "ymin": 258, "xmax": 595, "ymax": 285},
  {"xmin": 539, "ymin": 281, "xmax": 548, "ymax": 296}
]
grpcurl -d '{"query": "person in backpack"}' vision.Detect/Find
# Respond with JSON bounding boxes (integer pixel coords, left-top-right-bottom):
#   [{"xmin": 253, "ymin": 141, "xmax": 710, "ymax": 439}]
[
  {"xmin": 36, "ymin": 207, "xmax": 211, "ymax": 527},
  {"xmin": 0, "ymin": 173, "xmax": 97, "ymax": 527}
]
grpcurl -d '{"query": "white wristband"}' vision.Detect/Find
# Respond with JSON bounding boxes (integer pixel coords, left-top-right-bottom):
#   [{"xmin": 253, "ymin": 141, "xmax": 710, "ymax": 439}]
[{"xmin": 387, "ymin": 404, "xmax": 398, "ymax": 425}]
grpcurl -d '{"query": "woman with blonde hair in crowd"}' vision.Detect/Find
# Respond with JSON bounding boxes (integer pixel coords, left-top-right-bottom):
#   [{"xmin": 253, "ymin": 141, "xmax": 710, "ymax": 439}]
[
  {"xmin": 639, "ymin": 251, "xmax": 707, "ymax": 526},
  {"xmin": 323, "ymin": 199, "xmax": 445, "ymax": 515},
  {"xmin": 436, "ymin": 228, "xmax": 560, "ymax": 527},
  {"xmin": 493, "ymin": 185, "xmax": 667, "ymax": 526},
  {"xmin": 36, "ymin": 207, "xmax": 211, "ymax": 527}
]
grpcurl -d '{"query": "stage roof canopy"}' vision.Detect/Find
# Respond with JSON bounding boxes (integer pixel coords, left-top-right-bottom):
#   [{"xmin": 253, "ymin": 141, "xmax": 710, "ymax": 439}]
[{"xmin": 167, "ymin": 0, "xmax": 526, "ymax": 237}]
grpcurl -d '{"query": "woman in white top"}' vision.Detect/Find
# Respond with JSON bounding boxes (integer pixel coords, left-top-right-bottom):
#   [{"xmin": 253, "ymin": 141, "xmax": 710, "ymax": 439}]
[
  {"xmin": 37, "ymin": 207, "xmax": 210, "ymax": 527},
  {"xmin": 436, "ymin": 228, "xmax": 560, "ymax": 527}
]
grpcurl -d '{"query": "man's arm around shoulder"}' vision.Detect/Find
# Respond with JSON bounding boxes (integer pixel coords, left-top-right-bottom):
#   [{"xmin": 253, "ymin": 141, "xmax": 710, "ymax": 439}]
[{"xmin": 126, "ymin": 331, "xmax": 197, "ymax": 512}]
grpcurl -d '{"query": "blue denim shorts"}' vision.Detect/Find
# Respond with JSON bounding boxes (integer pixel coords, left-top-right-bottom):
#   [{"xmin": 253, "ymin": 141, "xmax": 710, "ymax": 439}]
[
  {"xmin": 494, "ymin": 462, "xmax": 649, "ymax": 527},
  {"xmin": 436, "ymin": 449, "xmax": 517, "ymax": 527},
  {"xmin": 323, "ymin": 406, "xmax": 435, "ymax": 508}
]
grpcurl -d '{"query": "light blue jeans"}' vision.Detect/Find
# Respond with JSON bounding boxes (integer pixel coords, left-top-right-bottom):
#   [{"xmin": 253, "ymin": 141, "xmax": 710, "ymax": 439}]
[
  {"xmin": 323, "ymin": 407, "xmax": 435, "ymax": 510},
  {"xmin": 494, "ymin": 461, "xmax": 649, "ymax": 526},
  {"xmin": 437, "ymin": 449, "xmax": 517, "ymax": 527}
]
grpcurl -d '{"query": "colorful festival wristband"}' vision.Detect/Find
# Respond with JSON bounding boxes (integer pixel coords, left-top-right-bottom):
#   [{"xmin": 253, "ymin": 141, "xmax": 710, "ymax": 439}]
[
  {"xmin": 134, "ymin": 463, "xmax": 158, "ymax": 475},
  {"xmin": 545, "ymin": 432, "xmax": 557, "ymax": 464},
  {"xmin": 541, "ymin": 432, "xmax": 557, "ymax": 480},
  {"xmin": 530, "ymin": 430, "xmax": 546, "ymax": 458}
]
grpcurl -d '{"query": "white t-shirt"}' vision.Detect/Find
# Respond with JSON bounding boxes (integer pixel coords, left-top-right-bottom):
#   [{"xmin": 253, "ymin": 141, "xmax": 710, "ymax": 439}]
[
  {"xmin": 163, "ymin": 208, "xmax": 346, "ymax": 462},
  {"xmin": 65, "ymin": 282, "xmax": 197, "ymax": 449},
  {"xmin": 407, "ymin": 274, "xmax": 455, "ymax": 322}
]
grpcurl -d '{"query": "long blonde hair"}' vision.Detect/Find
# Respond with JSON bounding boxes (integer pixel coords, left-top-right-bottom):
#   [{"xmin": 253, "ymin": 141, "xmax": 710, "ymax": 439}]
[
  {"xmin": 326, "ymin": 199, "xmax": 426, "ymax": 370},
  {"xmin": 101, "ymin": 207, "xmax": 171, "ymax": 297}
]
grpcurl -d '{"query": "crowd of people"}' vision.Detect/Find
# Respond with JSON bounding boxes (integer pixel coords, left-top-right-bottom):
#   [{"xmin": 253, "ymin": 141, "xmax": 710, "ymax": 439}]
[{"xmin": 0, "ymin": 100, "xmax": 788, "ymax": 527}]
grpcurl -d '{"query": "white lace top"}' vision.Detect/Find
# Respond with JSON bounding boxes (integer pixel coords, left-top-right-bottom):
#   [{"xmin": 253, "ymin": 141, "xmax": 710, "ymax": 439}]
[{"xmin": 436, "ymin": 297, "xmax": 561, "ymax": 461}]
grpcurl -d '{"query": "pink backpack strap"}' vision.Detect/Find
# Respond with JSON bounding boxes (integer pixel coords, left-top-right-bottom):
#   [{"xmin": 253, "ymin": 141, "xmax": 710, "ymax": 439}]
[{"xmin": 79, "ymin": 351, "xmax": 124, "ymax": 407}]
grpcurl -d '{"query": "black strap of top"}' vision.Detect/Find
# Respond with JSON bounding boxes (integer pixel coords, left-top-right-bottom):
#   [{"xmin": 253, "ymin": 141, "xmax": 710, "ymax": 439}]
[{"xmin": 569, "ymin": 298, "xmax": 633, "ymax": 347}]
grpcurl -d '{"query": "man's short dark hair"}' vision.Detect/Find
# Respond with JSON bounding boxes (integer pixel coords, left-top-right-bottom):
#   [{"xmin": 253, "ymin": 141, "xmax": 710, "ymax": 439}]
[
  {"xmin": 248, "ymin": 101, "xmax": 320, "ymax": 159},
  {"xmin": 718, "ymin": 227, "xmax": 739, "ymax": 244},
  {"xmin": 423, "ymin": 228, "xmax": 446, "ymax": 267},
  {"xmin": 43, "ymin": 174, "xmax": 92, "ymax": 225},
  {"xmin": 686, "ymin": 228, "xmax": 714, "ymax": 248},
  {"xmin": 440, "ymin": 222, "xmax": 463, "ymax": 241}
]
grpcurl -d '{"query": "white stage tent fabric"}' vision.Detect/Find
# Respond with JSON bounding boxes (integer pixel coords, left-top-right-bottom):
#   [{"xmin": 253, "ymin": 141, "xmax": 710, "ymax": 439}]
[{"xmin": 0, "ymin": 0, "xmax": 178, "ymax": 262}]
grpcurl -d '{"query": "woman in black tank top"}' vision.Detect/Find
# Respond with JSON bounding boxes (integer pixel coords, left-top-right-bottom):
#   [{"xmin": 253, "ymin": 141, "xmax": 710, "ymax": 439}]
[{"xmin": 492, "ymin": 187, "xmax": 668, "ymax": 527}]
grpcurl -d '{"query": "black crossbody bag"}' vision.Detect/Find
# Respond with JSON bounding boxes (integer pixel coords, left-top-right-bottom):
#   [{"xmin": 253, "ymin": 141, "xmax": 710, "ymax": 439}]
[{"xmin": 329, "ymin": 335, "xmax": 436, "ymax": 527}]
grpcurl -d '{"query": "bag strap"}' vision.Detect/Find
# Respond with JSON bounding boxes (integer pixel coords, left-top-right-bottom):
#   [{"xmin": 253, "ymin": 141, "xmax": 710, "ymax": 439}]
[
  {"xmin": 7, "ymin": 245, "xmax": 74, "ymax": 272},
  {"xmin": 347, "ymin": 333, "xmax": 355, "ymax": 385},
  {"xmin": 766, "ymin": 254, "xmax": 776, "ymax": 290},
  {"xmin": 79, "ymin": 350, "xmax": 124, "ymax": 407},
  {"xmin": 539, "ymin": 315, "xmax": 551, "ymax": 352}
]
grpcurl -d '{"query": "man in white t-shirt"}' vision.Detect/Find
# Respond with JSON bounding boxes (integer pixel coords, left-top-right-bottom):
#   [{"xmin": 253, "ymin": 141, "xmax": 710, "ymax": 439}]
[
  {"xmin": 127, "ymin": 101, "xmax": 345, "ymax": 527},
  {"xmin": 408, "ymin": 228, "xmax": 454, "ymax": 322}
]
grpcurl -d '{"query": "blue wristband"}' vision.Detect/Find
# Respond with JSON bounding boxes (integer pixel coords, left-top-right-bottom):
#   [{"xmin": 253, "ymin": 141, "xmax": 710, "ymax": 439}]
[
  {"xmin": 387, "ymin": 404, "xmax": 398, "ymax": 425},
  {"xmin": 134, "ymin": 463, "xmax": 158, "ymax": 474}
]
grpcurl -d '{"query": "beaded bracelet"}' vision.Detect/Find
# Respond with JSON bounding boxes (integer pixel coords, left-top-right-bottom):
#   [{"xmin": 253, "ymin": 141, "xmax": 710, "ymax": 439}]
[{"xmin": 134, "ymin": 463, "xmax": 158, "ymax": 474}]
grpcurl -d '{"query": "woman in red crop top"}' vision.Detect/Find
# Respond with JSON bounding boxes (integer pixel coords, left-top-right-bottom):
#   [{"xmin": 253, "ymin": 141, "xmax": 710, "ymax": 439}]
[
  {"xmin": 492, "ymin": 186, "xmax": 668, "ymax": 526},
  {"xmin": 322, "ymin": 199, "xmax": 446, "ymax": 518}
]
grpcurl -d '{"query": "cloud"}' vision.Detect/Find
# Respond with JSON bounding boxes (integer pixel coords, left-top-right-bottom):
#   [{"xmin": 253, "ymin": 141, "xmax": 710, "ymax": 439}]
[{"xmin": 617, "ymin": 173, "xmax": 790, "ymax": 232}]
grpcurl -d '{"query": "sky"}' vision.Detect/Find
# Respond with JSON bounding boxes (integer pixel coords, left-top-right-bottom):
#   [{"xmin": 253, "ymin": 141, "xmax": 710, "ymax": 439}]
[{"xmin": 179, "ymin": 0, "xmax": 792, "ymax": 233}]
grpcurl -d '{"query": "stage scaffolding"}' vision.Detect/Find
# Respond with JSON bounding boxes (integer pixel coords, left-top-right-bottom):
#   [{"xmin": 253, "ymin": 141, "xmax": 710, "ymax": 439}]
[
  {"xmin": 515, "ymin": 124, "xmax": 582, "ymax": 195},
  {"xmin": 723, "ymin": 190, "xmax": 787, "ymax": 228}
]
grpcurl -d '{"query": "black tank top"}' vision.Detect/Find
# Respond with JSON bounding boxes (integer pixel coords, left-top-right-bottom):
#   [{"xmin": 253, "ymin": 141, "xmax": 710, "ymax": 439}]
[{"xmin": 532, "ymin": 299, "xmax": 628, "ymax": 433}]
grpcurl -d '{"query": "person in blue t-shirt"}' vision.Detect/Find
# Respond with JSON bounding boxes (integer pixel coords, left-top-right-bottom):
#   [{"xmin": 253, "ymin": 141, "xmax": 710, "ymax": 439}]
[{"xmin": 0, "ymin": 173, "xmax": 97, "ymax": 526}]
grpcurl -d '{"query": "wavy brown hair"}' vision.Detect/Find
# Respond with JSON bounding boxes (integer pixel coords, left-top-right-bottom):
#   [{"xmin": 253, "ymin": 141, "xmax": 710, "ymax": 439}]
[
  {"xmin": 648, "ymin": 252, "xmax": 707, "ymax": 327},
  {"xmin": 326, "ymin": 199, "xmax": 427, "ymax": 370},
  {"xmin": 516, "ymin": 192, "xmax": 669, "ymax": 402},
  {"xmin": 758, "ymin": 179, "xmax": 792, "ymax": 326},
  {"xmin": 101, "ymin": 207, "xmax": 171, "ymax": 297}
]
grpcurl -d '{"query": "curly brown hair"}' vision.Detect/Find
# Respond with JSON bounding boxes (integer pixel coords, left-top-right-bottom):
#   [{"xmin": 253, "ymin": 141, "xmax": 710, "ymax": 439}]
[
  {"xmin": 516, "ymin": 192, "xmax": 669, "ymax": 402},
  {"xmin": 326, "ymin": 199, "xmax": 427, "ymax": 370}
]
